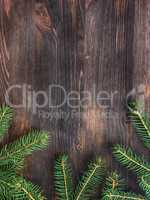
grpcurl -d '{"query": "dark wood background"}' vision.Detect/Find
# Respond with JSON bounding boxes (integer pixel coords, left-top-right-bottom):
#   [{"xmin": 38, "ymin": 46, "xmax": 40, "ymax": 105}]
[{"xmin": 0, "ymin": 0, "xmax": 150, "ymax": 199}]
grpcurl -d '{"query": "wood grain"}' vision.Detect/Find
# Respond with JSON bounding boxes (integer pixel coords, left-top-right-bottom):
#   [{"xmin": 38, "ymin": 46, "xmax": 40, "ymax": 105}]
[{"xmin": 0, "ymin": 0, "xmax": 150, "ymax": 199}]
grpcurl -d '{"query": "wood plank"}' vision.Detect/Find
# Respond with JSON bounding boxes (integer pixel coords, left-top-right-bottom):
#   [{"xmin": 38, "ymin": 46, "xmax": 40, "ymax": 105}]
[{"xmin": 0, "ymin": 0, "xmax": 149, "ymax": 199}]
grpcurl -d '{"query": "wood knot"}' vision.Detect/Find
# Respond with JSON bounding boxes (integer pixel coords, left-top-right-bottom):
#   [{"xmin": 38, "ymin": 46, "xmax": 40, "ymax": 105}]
[
  {"xmin": 33, "ymin": 2, "xmax": 53, "ymax": 33},
  {"xmin": 85, "ymin": 0, "xmax": 96, "ymax": 10},
  {"xmin": 3, "ymin": 0, "xmax": 12, "ymax": 17}
]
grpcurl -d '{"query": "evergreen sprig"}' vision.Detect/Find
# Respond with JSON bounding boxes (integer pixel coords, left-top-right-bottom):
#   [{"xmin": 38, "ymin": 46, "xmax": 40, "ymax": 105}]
[
  {"xmin": 113, "ymin": 101, "xmax": 150, "ymax": 200},
  {"xmin": 103, "ymin": 190, "xmax": 145, "ymax": 200},
  {"xmin": 0, "ymin": 173, "xmax": 45, "ymax": 200},
  {"xmin": 0, "ymin": 130, "xmax": 49, "ymax": 169},
  {"xmin": 113, "ymin": 145, "xmax": 150, "ymax": 176},
  {"xmin": 74, "ymin": 158, "xmax": 105, "ymax": 200},
  {"xmin": 102, "ymin": 172, "xmax": 145, "ymax": 200},
  {"xmin": 55, "ymin": 155, "xmax": 73, "ymax": 200},
  {"xmin": 0, "ymin": 106, "xmax": 12, "ymax": 141},
  {"xmin": 128, "ymin": 102, "xmax": 150, "ymax": 149},
  {"xmin": 0, "ymin": 105, "xmax": 49, "ymax": 199},
  {"xmin": 13, "ymin": 177, "xmax": 46, "ymax": 200},
  {"xmin": 104, "ymin": 172, "xmax": 126, "ymax": 191},
  {"xmin": 139, "ymin": 175, "xmax": 150, "ymax": 199},
  {"xmin": 54, "ymin": 155, "xmax": 105, "ymax": 200}
]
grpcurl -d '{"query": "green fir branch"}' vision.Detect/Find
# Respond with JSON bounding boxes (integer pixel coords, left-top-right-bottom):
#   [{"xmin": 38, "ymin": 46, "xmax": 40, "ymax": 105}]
[
  {"xmin": 74, "ymin": 157, "xmax": 105, "ymax": 200},
  {"xmin": 0, "ymin": 131, "xmax": 49, "ymax": 169},
  {"xmin": 13, "ymin": 177, "xmax": 46, "ymax": 200},
  {"xmin": 0, "ymin": 105, "xmax": 49, "ymax": 199},
  {"xmin": 139, "ymin": 175, "xmax": 150, "ymax": 199},
  {"xmin": 113, "ymin": 145, "xmax": 150, "ymax": 176},
  {"xmin": 128, "ymin": 102, "xmax": 150, "ymax": 149},
  {"xmin": 0, "ymin": 106, "xmax": 12, "ymax": 141},
  {"xmin": 104, "ymin": 172, "xmax": 126, "ymax": 191},
  {"xmin": 0, "ymin": 173, "xmax": 45, "ymax": 200},
  {"xmin": 0, "ymin": 170, "xmax": 16, "ymax": 199},
  {"xmin": 102, "ymin": 190, "xmax": 145, "ymax": 200},
  {"xmin": 55, "ymin": 155, "xmax": 73, "ymax": 200}
]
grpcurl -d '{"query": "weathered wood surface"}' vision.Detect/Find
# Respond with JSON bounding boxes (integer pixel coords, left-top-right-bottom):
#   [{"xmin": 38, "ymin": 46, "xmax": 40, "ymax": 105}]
[{"xmin": 0, "ymin": 0, "xmax": 150, "ymax": 199}]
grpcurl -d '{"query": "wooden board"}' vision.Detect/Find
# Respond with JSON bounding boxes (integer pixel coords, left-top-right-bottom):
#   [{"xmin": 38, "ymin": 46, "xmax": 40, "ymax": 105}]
[{"xmin": 0, "ymin": 0, "xmax": 150, "ymax": 199}]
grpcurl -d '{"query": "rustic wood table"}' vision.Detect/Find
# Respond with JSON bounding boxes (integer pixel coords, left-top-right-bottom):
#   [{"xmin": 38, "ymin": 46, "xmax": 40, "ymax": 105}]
[{"xmin": 0, "ymin": 0, "xmax": 149, "ymax": 199}]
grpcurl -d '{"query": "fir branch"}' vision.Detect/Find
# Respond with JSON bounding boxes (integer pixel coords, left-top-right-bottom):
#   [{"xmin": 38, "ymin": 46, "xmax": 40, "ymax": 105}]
[
  {"xmin": 128, "ymin": 102, "xmax": 150, "ymax": 149},
  {"xmin": 102, "ymin": 190, "xmax": 145, "ymax": 200},
  {"xmin": 139, "ymin": 175, "xmax": 150, "ymax": 199},
  {"xmin": 0, "ymin": 105, "xmax": 48, "ymax": 199},
  {"xmin": 74, "ymin": 157, "xmax": 105, "ymax": 200},
  {"xmin": 55, "ymin": 155, "xmax": 73, "ymax": 200},
  {"xmin": 0, "ymin": 174, "xmax": 45, "ymax": 200},
  {"xmin": 0, "ymin": 131, "xmax": 49, "ymax": 169},
  {"xmin": 113, "ymin": 145, "xmax": 150, "ymax": 176},
  {"xmin": 0, "ymin": 106, "xmax": 12, "ymax": 141},
  {"xmin": 104, "ymin": 172, "xmax": 126, "ymax": 191},
  {"xmin": 0, "ymin": 170, "xmax": 16, "ymax": 199},
  {"xmin": 13, "ymin": 177, "xmax": 45, "ymax": 200}
]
